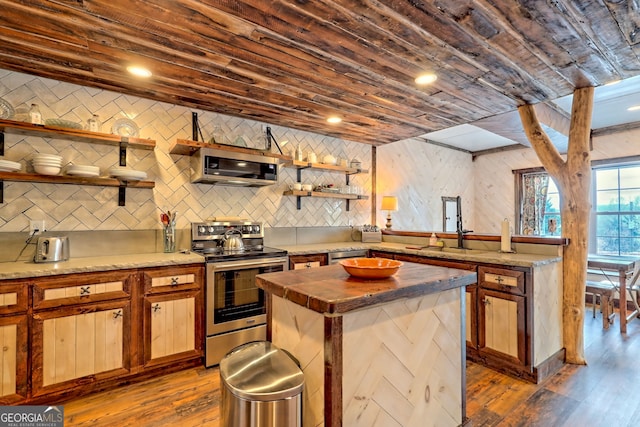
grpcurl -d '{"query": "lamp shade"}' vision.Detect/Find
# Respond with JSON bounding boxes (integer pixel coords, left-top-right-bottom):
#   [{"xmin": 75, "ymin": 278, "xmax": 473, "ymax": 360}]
[{"xmin": 381, "ymin": 196, "xmax": 398, "ymax": 211}]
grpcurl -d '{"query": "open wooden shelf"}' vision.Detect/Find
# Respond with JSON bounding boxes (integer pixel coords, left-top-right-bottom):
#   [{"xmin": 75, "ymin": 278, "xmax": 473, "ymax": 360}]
[
  {"xmin": 282, "ymin": 159, "xmax": 368, "ymax": 174},
  {"xmin": 169, "ymin": 138, "xmax": 290, "ymax": 160},
  {"xmin": 0, "ymin": 118, "xmax": 156, "ymax": 150},
  {"xmin": 283, "ymin": 190, "xmax": 368, "ymax": 200},
  {"xmin": 0, "ymin": 171, "xmax": 155, "ymax": 188}
]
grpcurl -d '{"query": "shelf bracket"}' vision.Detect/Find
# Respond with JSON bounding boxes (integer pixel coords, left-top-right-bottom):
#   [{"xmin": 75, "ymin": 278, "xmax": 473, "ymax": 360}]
[
  {"xmin": 0, "ymin": 131, "xmax": 4, "ymax": 156},
  {"xmin": 118, "ymin": 184, "xmax": 126, "ymax": 206},
  {"xmin": 119, "ymin": 138, "xmax": 129, "ymax": 166},
  {"xmin": 297, "ymin": 168, "xmax": 302, "ymax": 183},
  {"xmin": 346, "ymin": 199, "xmax": 350, "ymax": 211},
  {"xmin": 0, "ymin": 180, "xmax": 3, "ymax": 203},
  {"xmin": 296, "ymin": 195, "xmax": 301, "ymax": 210}
]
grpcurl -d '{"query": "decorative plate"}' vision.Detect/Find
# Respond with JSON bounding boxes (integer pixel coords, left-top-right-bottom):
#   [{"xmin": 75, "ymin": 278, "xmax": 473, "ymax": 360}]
[
  {"xmin": 112, "ymin": 118, "xmax": 139, "ymax": 137},
  {"xmin": 44, "ymin": 118, "xmax": 83, "ymax": 129},
  {"xmin": 0, "ymin": 98, "xmax": 15, "ymax": 120}
]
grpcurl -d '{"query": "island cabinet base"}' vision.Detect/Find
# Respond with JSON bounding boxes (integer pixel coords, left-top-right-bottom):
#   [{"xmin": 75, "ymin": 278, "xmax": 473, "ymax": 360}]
[{"xmin": 269, "ymin": 288, "xmax": 466, "ymax": 427}]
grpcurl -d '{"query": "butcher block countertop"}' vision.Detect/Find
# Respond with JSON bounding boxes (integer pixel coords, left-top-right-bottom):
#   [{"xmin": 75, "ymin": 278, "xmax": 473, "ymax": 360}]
[
  {"xmin": 256, "ymin": 261, "xmax": 476, "ymax": 314},
  {"xmin": 0, "ymin": 251, "xmax": 205, "ymax": 280}
]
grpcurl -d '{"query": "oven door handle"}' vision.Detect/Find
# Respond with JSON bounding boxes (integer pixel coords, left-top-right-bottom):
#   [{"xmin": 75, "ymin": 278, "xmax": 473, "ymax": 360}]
[{"xmin": 208, "ymin": 257, "xmax": 287, "ymax": 270}]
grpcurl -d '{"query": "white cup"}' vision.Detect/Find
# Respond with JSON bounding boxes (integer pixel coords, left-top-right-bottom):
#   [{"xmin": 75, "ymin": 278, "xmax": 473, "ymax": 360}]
[
  {"xmin": 302, "ymin": 184, "xmax": 313, "ymax": 192},
  {"xmin": 289, "ymin": 183, "xmax": 302, "ymax": 191},
  {"xmin": 307, "ymin": 152, "xmax": 317, "ymax": 163}
]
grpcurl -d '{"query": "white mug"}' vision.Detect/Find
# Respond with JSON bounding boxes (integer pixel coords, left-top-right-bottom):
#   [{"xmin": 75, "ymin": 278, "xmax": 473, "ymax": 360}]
[
  {"xmin": 307, "ymin": 152, "xmax": 317, "ymax": 163},
  {"xmin": 302, "ymin": 184, "xmax": 313, "ymax": 192},
  {"xmin": 289, "ymin": 183, "xmax": 302, "ymax": 191}
]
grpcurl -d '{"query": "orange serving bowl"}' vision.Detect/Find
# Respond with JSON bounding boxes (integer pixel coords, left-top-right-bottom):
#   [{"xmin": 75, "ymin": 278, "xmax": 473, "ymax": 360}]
[{"xmin": 339, "ymin": 258, "xmax": 403, "ymax": 279}]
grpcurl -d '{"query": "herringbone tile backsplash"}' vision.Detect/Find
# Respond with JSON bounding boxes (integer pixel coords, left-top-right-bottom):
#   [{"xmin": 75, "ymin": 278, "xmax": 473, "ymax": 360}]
[{"xmin": 0, "ymin": 70, "xmax": 372, "ymax": 232}]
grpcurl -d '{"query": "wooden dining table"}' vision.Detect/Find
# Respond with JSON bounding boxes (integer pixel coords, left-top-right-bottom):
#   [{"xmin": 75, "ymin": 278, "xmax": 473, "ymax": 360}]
[{"xmin": 588, "ymin": 254, "xmax": 640, "ymax": 333}]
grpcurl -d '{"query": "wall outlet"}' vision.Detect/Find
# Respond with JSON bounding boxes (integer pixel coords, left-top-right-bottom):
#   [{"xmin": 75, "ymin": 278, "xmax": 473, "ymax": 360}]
[{"xmin": 30, "ymin": 220, "xmax": 45, "ymax": 235}]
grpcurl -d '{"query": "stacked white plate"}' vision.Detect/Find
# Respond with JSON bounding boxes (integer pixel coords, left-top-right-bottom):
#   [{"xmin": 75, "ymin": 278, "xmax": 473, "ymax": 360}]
[
  {"xmin": 32, "ymin": 153, "xmax": 63, "ymax": 175},
  {"xmin": 109, "ymin": 166, "xmax": 147, "ymax": 181},
  {"xmin": 66, "ymin": 164, "xmax": 100, "ymax": 177},
  {"xmin": 0, "ymin": 159, "xmax": 21, "ymax": 172}
]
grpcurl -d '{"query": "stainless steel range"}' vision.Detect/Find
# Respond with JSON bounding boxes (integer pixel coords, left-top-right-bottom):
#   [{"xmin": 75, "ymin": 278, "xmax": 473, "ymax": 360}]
[{"xmin": 191, "ymin": 221, "xmax": 288, "ymax": 367}]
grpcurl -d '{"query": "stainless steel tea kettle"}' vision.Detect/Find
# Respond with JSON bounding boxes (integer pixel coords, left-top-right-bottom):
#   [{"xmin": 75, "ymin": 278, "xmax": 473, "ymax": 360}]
[{"xmin": 222, "ymin": 229, "xmax": 245, "ymax": 252}]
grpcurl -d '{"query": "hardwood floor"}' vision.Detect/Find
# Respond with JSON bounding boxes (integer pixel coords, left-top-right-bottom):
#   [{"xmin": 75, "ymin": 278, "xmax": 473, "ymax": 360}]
[{"xmin": 62, "ymin": 308, "xmax": 640, "ymax": 426}]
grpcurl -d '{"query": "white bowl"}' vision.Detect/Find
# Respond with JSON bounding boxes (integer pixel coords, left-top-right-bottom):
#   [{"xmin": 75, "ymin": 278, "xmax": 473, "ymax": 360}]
[
  {"xmin": 34, "ymin": 165, "xmax": 61, "ymax": 175},
  {"xmin": 33, "ymin": 153, "xmax": 63, "ymax": 162},
  {"xmin": 33, "ymin": 160, "xmax": 63, "ymax": 165}
]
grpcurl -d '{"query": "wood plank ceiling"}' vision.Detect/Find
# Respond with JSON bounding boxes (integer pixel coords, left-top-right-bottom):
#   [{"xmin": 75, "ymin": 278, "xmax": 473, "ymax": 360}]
[{"xmin": 0, "ymin": 0, "xmax": 638, "ymax": 146}]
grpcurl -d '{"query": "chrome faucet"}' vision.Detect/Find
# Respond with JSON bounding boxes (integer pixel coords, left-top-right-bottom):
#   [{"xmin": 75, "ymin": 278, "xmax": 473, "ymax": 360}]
[{"xmin": 456, "ymin": 197, "xmax": 472, "ymax": 248}]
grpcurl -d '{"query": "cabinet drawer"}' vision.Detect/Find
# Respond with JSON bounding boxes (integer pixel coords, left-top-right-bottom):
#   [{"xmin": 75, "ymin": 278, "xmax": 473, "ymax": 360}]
[
  {"xmin": 32, "ymin": 271, "xmax": 134, "ymax": 310},
  {"xmin": 0, "ymin": 282, "xmax": 28, "ymax": 315},
  {"xmin": 151, "ymin": 274, "xmax": 195, "ymax": 288},
  {"xmin": 288, "ymin": 254, "xmax": 328, "ymax": 270},
  {"xmin": 142, "ymin": 265, "xmax": 203, "ymax": 295},
  {"xmin": 479, "ymin": 266, "xmax": 526, "ymax": 295}
]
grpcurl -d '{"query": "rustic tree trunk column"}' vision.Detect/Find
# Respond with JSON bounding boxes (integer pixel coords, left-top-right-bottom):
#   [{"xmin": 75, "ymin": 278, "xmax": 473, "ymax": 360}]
[{"xmin": 518, "ymin": 86, "xmax": 594, "ymax": 365}]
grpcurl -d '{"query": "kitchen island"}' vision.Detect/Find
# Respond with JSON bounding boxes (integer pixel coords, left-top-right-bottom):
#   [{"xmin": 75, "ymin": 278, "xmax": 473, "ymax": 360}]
[{"xmin": 256, "ymin": 261, "xmax": 476, "ymax": 427}]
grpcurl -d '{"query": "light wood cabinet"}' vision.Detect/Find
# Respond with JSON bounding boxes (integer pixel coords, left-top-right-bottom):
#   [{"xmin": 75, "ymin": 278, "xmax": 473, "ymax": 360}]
[
  {"xmin": 369, "ymin": 250, "xmax": 564, "ymax": 383},
  {"xmin": 289, "ymin": 253, "xmax": 328, "ymax": 270},
  {"xmin": 478, "ymin": 289, "xmax": 526, "ymax": 365},
  {"xmin": 140, "ymin": 266, "xmax": 204, "ymax": 368},
  {"xmin": 30, "ymin": 270, "xmax": 135, "ymax": 397},
  {"xmin": 2, "ymin": 263, "xmax": 204, "ymax": 404},
  {"xmin": 0, "ymin": 281, "xmax": 30, "ymax": 403},
  {"xmin": 32, "ymin": 300, "xmax": 130, "ymax": 396}
]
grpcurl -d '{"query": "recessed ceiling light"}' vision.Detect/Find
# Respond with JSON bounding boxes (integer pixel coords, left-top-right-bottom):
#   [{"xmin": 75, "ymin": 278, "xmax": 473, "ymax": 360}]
[
  {"xmin": 628, "ymin": 105, "xmax": 640, "ymax": 111},
  {"xmin": 415, "ymin": 73, "xmax": 438, "ymax": 85},
  {"xmin": 127, "ymin": 65, "xmax": 152, "ymax": 78},
  {"xmin": 327, "ymin": 116, "xmax": 342, "ymax": 124},
  {"xmin": 605, "ymin": 79, "xmax": 621, "ymax": 86}
]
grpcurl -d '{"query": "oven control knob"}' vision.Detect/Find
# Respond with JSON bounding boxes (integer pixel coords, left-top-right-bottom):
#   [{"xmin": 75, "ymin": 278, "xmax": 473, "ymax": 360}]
[
  {"xmin": 198, "ymin": 226, "xmax": 206, "ymax": 234},
  {"xmin": 208, "ymin": 226, "xmax": 215, "ymax": 233},
  {"xmin": 253, "ymin": 225, "xmax": 260, "ymax": 233}
]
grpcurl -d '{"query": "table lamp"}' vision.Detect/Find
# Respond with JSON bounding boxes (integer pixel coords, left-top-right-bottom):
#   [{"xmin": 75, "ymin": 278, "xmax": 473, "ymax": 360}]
[{"xmin": 381, "ymin": 196, "xmax": 398, "ymax": 229}]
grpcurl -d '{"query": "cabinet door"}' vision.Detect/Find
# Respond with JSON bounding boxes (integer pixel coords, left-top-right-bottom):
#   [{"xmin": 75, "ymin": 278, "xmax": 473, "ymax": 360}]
[
  {"xmin": 144, "ymin": 290, "xmax": 203, "ymax": 367},
  {"xmin": 289, "ymin": 254, "xmax": 328, "ymax": 270},
  {"xmin": 32, "ymin": 301, "xmax": 130, "ymax": 396},
  {"xmin": 478, "ymin": 288, "xmax": 526, "ymax": 365},
  {"xmin": 0, "ymin": 315, "xmax": 28, "ymax": 404}
]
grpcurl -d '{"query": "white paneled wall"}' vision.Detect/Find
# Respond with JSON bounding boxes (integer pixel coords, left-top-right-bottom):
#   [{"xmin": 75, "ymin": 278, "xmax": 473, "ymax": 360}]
[
  {"xmin": 0, "ymin": 70, "xmax": 372, "ymax": 232},
  {"xmin": 473, "ymin": 128, "xmax": 640, "ymax": 234},
  {"xmin": 376, "ymin": 138, "xmax": 474, "ymax": 232}
]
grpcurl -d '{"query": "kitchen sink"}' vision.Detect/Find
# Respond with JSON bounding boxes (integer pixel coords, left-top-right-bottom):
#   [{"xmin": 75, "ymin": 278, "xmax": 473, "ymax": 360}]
[{"xmin": 441, "ymin": 247, "xmax": 487, "ymax": 254}]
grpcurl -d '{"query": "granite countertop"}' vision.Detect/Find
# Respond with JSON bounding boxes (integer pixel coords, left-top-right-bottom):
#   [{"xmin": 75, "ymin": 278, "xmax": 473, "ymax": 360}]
[
  {"xmin": 0, "ymin": 252, "xmax": 205, "ymax": 280},
  {"xmin": 257, "ymin": 262, "xmax": 476, "ymax": 314},
  {"xmin": 0, "ymin": 239, "xmax": 561, "ymax": 281},
  {"xmin": 280, "ymin": 241, "xmax": 561, "ymax": 268}
]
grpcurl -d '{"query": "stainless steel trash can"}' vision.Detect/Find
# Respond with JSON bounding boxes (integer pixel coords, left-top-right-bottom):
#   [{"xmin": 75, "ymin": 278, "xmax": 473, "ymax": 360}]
[{"xmin": 220, "ymin": 341, "xmax": 304, "ymax": 427}]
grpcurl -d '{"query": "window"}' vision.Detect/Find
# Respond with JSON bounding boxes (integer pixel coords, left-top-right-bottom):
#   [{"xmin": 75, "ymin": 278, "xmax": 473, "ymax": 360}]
[
  {"xmin": 516, "ymin": 161, "xmax": 640, "ymax": 256},
  {"xmin": 516, "ymin": 170, "xmax": 560, "ymax": 236},
  {"xmin": 593, "ymin": 165, "xmax": 640, "ymax": 256}
]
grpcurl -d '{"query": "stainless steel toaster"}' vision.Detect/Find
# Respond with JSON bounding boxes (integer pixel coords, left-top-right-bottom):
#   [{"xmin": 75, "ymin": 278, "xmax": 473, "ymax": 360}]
[{"xmin": 34, "ymin": 236, "xmax": 70, "ymax": 263}]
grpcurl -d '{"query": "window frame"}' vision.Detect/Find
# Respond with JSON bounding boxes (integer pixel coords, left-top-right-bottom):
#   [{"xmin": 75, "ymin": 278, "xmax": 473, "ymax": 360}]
[{"xmin": 515, "ymin": 155, "xmax": 640, "ymax": 255}]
